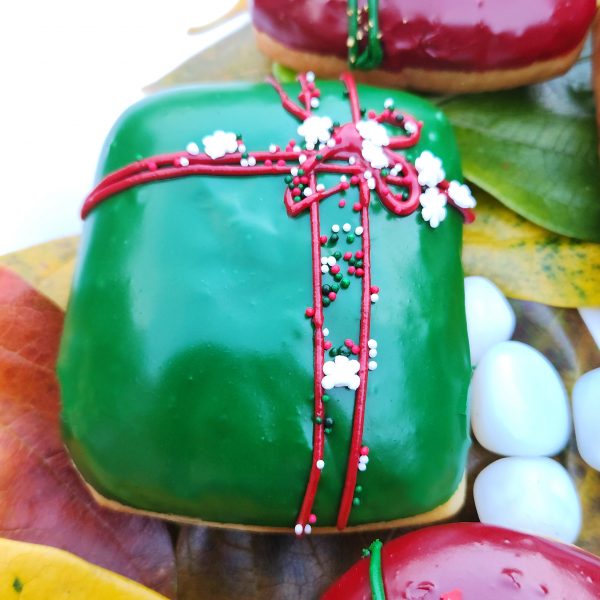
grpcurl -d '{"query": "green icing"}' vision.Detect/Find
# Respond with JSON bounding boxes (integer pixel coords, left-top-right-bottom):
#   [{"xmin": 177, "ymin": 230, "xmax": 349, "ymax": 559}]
[
  {"xmin": 57, "ymin": 80, "xmax": 471, "ymax": 528},
  {"xmin": 366, "ymin": 540, "xmax": 386, "ymax": 600}
]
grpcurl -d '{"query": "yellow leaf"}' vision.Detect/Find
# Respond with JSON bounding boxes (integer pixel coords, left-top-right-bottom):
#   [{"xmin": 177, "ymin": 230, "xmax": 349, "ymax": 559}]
[
  {"xmin": 463, "ymin": 189, "xmax": 600, "ymax": 307},
  {"xmin": 0, "ymin": 237, "xmax": 78, "ymax": 310},
  {"xmin": 0, "ymin": 537, "xmax": 168, "ymax": 599}
]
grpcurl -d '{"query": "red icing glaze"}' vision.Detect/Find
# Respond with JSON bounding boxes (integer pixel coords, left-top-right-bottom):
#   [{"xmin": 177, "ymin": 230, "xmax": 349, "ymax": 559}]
[
  {"xmin": 252, "ymin": 0, "xmax": 597, "ymax": 72},
  {"xmin": 322, "ymin": 523, "xmax": 600, "ymax": 599}
]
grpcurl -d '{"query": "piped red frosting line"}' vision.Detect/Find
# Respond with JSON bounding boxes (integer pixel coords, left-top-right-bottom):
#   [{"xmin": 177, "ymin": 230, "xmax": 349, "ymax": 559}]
[{"xmin": 336, "ymin": 182, "xmax": 373, "ymax": 530}]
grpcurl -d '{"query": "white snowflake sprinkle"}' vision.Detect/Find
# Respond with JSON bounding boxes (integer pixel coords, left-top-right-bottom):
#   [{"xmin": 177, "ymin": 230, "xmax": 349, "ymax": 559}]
[
  {"xmin": 202, "ymin": 130, "xmax": 238, "ymax": 160},
  {"xmin": 447, "ymin": 181, "xmax": 476, "ymax": 209},
  {"xmin": 297, "ymin": 115, "xmax": 333, "ymax": 147},
  {"xmin": 420, "ymin": 187, "xmax": 448, "ymax": 228},
  {"xmin": 415, "ymin": 151, "xmax": 445, "ymax": 188},
  {"xmin": 357, "ymin": 119, "xmax": 389, "ymax": 147},
  {"xmin": 322, "ymin": 355, "xmax": 361, "ymax": 391}
]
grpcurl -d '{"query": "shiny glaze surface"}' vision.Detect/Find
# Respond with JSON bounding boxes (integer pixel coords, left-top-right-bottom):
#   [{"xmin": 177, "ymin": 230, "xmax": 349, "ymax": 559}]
[
  {"xmin": 252, "ymin": 0, "xmax": 596, "ymax": 71},
  {"xmin": 323, "ymin": 523, "xmax": 600, "ymax": 599},
  {"xmin": 58, "ymin": 81, "xmax": 471, "ymax": 528}
]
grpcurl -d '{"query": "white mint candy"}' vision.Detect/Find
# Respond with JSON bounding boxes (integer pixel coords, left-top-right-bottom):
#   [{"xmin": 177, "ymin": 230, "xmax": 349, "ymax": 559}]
[
  {"xmin": 471, "ymin": 341, "xmax": 570, "ymax": 456},
  {"xmin": 573, "ymin": 368, "xmax": 600, "ymax": 471},
  {"xmin": 474, "ymin": 457, "xmax": 581, "ymax": 544},
  {"xmin": 464, "ymin": 276, "xmax": 516, "ymax": 365}
]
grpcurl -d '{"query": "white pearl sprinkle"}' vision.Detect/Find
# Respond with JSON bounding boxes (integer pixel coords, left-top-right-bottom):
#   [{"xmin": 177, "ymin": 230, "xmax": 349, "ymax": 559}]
[
  {"xmin": 291, "ymin": 167, "xmax": 299, "ymax": 176},
  {"xmin": 306, "ymin": 142, "xmax": 315, "ymax": 151},
  {"xmin": 355, "ymin": 226, "xmax": 363, "ymax": 236},
  {"xmin": 371, "ymin": 293, "xmax": 379, "ymax": 303},
  {"xmin": 332, "ymin": 224, "xmax": 340, "ymax": 233},
  {"xmin": 294, "ymin": 524, "xmax": 303, "ymax": 535},
  {"xmin": 269, "ymin": 144, "xmax": 277, "ymax": 153},
  {"xmin": 327, "ymin": 139, "xmax": 336, "ymax": 148},
  {"xmin": 343, "ymin": 223, "xmax": 352, "ymax": 232},
  {"xmin": 321, "ymin": 265, "xmax": 329, "ymax": 274},
  {"xmin": 319, "ymin": 143, "xmax": 326, "ymax": 150},
  {"xmin": 293, "ymin": 145, "xmax": 302, "ymax": 153},
  {"xmin": 186, "ymin": 142, "xmax": 200, "ymax": 155},
  {"xmin": 238, "ymin": 144, "xmax": 246, "ymax": 153},
  {"xmin": 321, "ymin": 257, "xmax": 329, "ymax": 265},
  {"xmin": 367, "ymin": 178, "xmax": 376, "ymax": 190},
  {"xmin": 323, "ymin": 328, "xmax": 329, "ymax": 337},
  {"xmin": 368, "ymin": 339, "xmax": 378, "ymax": 349},
  {"xmin": 359, "ymin": 455, "xmax": 369, "ymax": 464},
  {"xmin": 327, "ymin": 256, "xmax": 336, "ymax": 266},
  {"xmin": 306, "ymin": 71, "xmax": 315, "ymax": 83},
  {"xmin": 179, "ymin": 156, "xmax": 190, "ymax": 167},
  {"xmin": 364, "ymin": 170, "xmax": 372, "ymax": 179},
  {"xmin": 248, "ymin": 156, "xmax": 257, "ymax": 167},
  {"xmin": 316, "ymin": 183, "xmax": 325, "ymax": 192},
  {"xmin": 384, "ymin": 98, "xmax": 394, "ymax": 109},
  {"xmin": 311, "ymin": 98, "xmax": 320, "ymax": 109},
  {"xmin": 316, "ymin": 459, "xmax": 325, "ymax": 470},
  {"xmin": 340, "ymin": 175, "xmax": 347, "ymax": 183},
  {"xmin": 369, "ymin": 348, "xmax": 378, "ymax": 358},
  {"xmin": 358, "ymin": 463, "xmax": 367, "ymax": 472},
  {"xmin": 349, "ymin": 156, "xmax": 356, "ymax": 165},
  {"xmin": 240, "ymin": 158, "xmax": 249, "ymax": 167},
  {"xmin": 299, "ymin": 154, "xmax": 307, "ymax": 164},
  {"xmin": 304, "ymin": 524, "xmax": 312, "ymax": 534},
  {"xmin": 368, "ymin": 361, "xmax": 378, "ymax": 370},
  {"xmin": 303, "ymin": 187, "xmax": 313, "ymax": 197}
]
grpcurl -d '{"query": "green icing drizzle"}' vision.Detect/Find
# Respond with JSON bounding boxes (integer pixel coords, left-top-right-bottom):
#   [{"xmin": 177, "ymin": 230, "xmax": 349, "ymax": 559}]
[
  {"xmin": 347, "ymin": 0, "xmax": 384, "ymax": 70},
  {"xmin": 364, "ymin": 539, "xmax": 386, "ymax": 600}
]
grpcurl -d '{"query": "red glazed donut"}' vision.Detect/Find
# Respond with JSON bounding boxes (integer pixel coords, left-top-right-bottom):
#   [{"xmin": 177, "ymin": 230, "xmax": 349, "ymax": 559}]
[
  {"xmin": 252, "ymin": 0, "xmax": 597, "ymax": 93},
  {"xmin": 322, "ymin": 523, "xmax": 600, "ymax": 599}
]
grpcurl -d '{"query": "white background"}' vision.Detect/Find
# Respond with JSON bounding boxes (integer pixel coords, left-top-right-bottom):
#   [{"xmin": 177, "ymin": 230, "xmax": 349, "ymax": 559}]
[{"xmin": 0, "ymin": 1, "xmax": 598, "ymax": 344}]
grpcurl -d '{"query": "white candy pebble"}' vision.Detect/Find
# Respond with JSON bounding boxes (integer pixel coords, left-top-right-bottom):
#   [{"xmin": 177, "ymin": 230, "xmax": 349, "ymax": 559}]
[
  {"xmin": 327, "ymin": 256, "xmax": 336, "ymax": 266},
  {"xmin": 316, "ymin": 459, "xmax": 325, "ymax": 470},
  {"xmin": 343, "ymin": 223, "xmax": 352, "ymax": 232},
  {"xmin": 474, "ymin": 456, "xmax": 581, "ymax": 544},
  {"xmin": 304, "ymin": 524, "xmax": 312, "ymax": 534},
  {"xmin": 332, "ymin": 224, "xmax": 340, "ymax": 233},
  {"xmin": 368, "ymin": 339, "xmax": 377, "ymax": 349},
  {"xmin": 464, "ymin": 276, "xmax": 516, "ymax": 365},
  {"xmin": 294, "ymin": 523, "xmax": 303, "ymax": 535},
  {"xmin": 470, "ymin": 341, "xmax": 570, "ymax": 456},
  {"xmin": 573, "ymin": 368, "xmax": 600, "ymax": 471},
  {"xmin": 186, "ymin": 142, "xmax": 200, "ymax": 155}
]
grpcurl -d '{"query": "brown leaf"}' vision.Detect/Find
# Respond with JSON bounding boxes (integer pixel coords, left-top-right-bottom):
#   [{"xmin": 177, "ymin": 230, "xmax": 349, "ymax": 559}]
[{"xmin": 0, "ymin": 267, "xmax": 177, "ymax": 598}]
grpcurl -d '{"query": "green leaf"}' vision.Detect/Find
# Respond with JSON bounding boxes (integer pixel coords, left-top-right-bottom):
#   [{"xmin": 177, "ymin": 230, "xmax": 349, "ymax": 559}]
[{"xmin": 440, "ymin": 54, "xmax": 600, "ymax": 242}]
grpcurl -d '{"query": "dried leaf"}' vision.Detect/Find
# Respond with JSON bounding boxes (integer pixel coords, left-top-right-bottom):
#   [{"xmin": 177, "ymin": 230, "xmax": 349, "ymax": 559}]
[
  {"xmin": 0, "ymin": 538, "xmax": 167, "ymax": 599},
  {"xmin": 0, "ymin": 268, "xmax": 177, "ymax": 598},
  {"xmin": 463, "ymin": 189, "xmax": 600, "ymax": 307},
  {"xmin": 0, "ymin": 237, "xmax": 78, "ymax": 310}
]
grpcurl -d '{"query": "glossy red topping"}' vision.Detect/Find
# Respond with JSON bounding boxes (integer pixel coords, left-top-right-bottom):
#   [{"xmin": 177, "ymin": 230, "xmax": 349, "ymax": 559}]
[
  {"xmin": 252, "ymin": 0, "xmax": 596, "ymax": 72},
  {"xmin": 322, "ymin": 523, "xmax": 600, "ymax": 599}
]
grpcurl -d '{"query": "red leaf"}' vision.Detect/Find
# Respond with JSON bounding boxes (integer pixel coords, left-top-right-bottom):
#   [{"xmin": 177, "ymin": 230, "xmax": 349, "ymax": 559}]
[{"xmin": 0, "ymin": 268, "xmax": 177, "ymax": 598}]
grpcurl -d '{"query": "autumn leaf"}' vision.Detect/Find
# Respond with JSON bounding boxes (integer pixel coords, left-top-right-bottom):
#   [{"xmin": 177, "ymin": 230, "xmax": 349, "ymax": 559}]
[
  {"xmin": 0, "ymin": 538, "xmax": 168, "ymax": 599},
  {"xmin": 463, "ymin": 190, "xmax": 600, "ymax": 308},
  {"xmin": 0, "ymin": 268, "xmax": 177, "ymax": 598}
]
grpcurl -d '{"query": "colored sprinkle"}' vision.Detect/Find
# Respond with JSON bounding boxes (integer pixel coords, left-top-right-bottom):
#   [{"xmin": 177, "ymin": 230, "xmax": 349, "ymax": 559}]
[
  {"xmin": 305, "ymin": 307, "xmax": 315, "ymax": 318},
  {"xmin": 341, "ymin": 277, "xmax": 351, "ymax": 289},
  {"xmin": 347, "ymin": 234, "xmax": 356, "ymax": 243},
  {"xmin": 322, "ymin": 394, "xmax": 330, "ymax": 403},
  {"xmin": 309, "ymin": 513, "xmax": 317, "ymax": 524}
]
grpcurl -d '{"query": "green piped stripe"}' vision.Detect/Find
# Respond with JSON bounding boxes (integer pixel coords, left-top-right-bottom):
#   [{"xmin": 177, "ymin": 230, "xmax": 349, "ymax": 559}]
[
  {"xmin": 365, "ymin": 539, "xmax": 386, "ymax": 600},
  {"xmin": 347, "ymin": 0, "xmax": 384, "ymax": 70}
]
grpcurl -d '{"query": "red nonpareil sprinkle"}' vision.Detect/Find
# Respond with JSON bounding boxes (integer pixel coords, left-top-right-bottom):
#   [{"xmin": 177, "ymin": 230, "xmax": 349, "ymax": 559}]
[
  {"xmin": 309, "ymin": 514, "xmax": 317, "ymax": 524},
  {"xmin": 289, "ymin": 139, "xmax": 296, "ymax": 147},
  {"xmin": 353, "ymin": 203, "xmax": 362, "ymax": 212},
  {"xmin": 360, "ymin": 446, "xmax": 369, "ymax": 455},
  {"xmin": 438, "ymin": 179, "xmax": 450, "ymax": 190},
  {"xmin": 293, "ymin": 177, "xmax": 301, "ymax": 185},
  {"xmin": 300, "ymin": 176, "xmax": 309, "ymax": 185},
  {"xmin": 313, "ymin": 89, "xmax": 321, "ymax": 98},
  {"xmin": 356, "ymin": 268, "xmax": 364, "ymax": 277},
  {"xmin": 441, "ymin": 591, "xmax": 463, "ymax": 600},
  {"xmin": 351, "ymin": 345, "xmax": 360, "ymax": 355},
  {"xmin": 320, "ymin": 235, "xmax": 328, "ymax": 245},
  {"xmin": 368, "ymin": 110, "xmax": 377, "ymax": 118},
  {"xmin": 345, "ymin": 339, "xmax": 354, "ymax": 348},
  {"xmin": 343, "ymin": 252, "xmax": 352, "ymax": 260},
  {"xmin": 328, "ymin": 292, "xmax": 337, "ymax": 301},
  {"xmin": 277, "ymin": 160, "xmax": 286, "ymax": 167},
  {"xmin": 265, "ymin": 159, "xmax": 273, "ymax": 166},
  {"xmin": 147, "ymin": 161, "xmax": 157, "ymax": 171},
  {"xmin": 324, "ymin": 341, "xmax": 332, "ymax": 350},
  {"xmin": 348, "ymin": 266, "xmax": 356, "ymax": 275},
  {"xmin": 350, "ymin": 176, "xmax": 359, "ymax": 185},
  {"xmin": 355, "ymin": 250, "xmax": 364, "ymax": 260},
  {"xmin": 370, "ymin": 286, "xmax": 379, "ymax": 294},
  {"xmin": 340, "ymin": 182, "xmax": 350, "ymax": 191},
  {"xmin": 339, "ymin": 199, "xmax": 346, "ymax": 207},
  {"xmin": 305, "ymin": 307, "xmax": 315, "ymax": 318},
  {"xmin": 330, "ymin": 265, "xmax": 341, "ymax": 275},
  {"xmin": 292, "ymin": 187, "xmax": 301, "ymax": 196}
]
